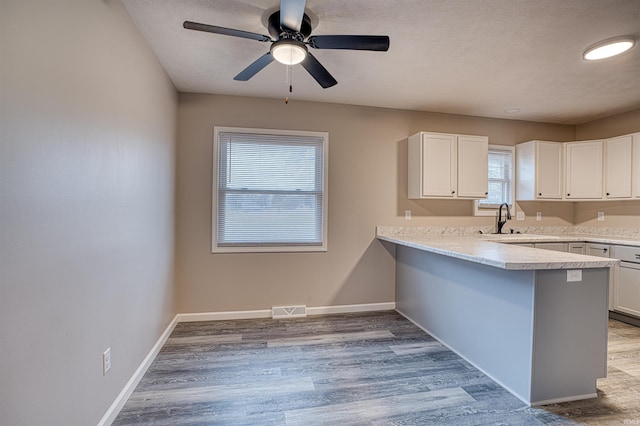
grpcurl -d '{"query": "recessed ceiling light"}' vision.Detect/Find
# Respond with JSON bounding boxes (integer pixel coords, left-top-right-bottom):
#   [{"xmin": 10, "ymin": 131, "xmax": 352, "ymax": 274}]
[
  {"xmin": 583, "ymin": 36, "xmax": 636, "ymax": 61},
  {"xmin": 504, "ymin": 108, "xmax": 521, "ymax": 114}
]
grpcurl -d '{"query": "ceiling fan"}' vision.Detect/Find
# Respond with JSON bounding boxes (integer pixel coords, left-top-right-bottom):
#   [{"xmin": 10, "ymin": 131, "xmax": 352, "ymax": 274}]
[{"xmin": 183, "ymin": 0, "xmax": 390, "ymax": 88}]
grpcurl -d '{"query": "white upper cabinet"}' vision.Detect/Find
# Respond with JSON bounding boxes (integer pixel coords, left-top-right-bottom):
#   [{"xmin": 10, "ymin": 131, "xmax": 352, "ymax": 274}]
[
  {"xmin": 408, "ymin": 132, "xmax": 488, "ymax": 199},
  {"xmin": 457, "ymin": 136, "xmax": 489, "ymax": 198},
  {"xmin": 565, "ymin": 140, "xmax": 603, "ymax": 200},
  {"xmin": 421, "ymin": 133, "xmax": 457, "ymax": 197},
  {"xmin": 516, "ymin": 133, "xmax": 638, "ymax": 202},
  {"xmin": 634, "ymin": 134, "xmax": 640, "ymax": 198},
  {"xmin": 605, "ymin": 135, "xmax": 633, "ymax": 199},
  {"xmin": 516, "ymin": 141, "xmax": 563, "ymax": 200}
]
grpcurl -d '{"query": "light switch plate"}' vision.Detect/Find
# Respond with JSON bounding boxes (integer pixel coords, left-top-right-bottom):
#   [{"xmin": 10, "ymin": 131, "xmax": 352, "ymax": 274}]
[
  {"xmin": 567, "ymin": 270, "xmax": 582, "ymax": 282},
  {"xmin": 516, "ymin": 211, "xmax": 524, "ymax": 221},
  {"xmin": 404, "ymin": 210, "xmax": 411, "ymax": 221},
  {"xmin": 597, "ymin": 212, "xmax": 604, "ymax": 221},
  {"xmin": 536, "ymin": 212, "xmax": 542, "ymax": 221}
]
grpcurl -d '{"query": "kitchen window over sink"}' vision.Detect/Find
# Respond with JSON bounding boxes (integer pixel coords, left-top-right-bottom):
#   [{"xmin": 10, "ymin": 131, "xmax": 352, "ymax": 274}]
[
  {"xmin": 474, "ymin": 145, "xmax": 514, "ymax": 216},
  {"xmin": 212, "ymin": 127, "xmax": 328, "ymax": 253}
]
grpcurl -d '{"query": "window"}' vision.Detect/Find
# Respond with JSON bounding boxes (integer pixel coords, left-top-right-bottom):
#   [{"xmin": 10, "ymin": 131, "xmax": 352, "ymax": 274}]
[
  {"xmin": 213, "ymin": 127, "xmax": 328, "ymax": 253},
  {"xmin": 474, "ymin": 145, "xmax": 514, "ymax": 216}
]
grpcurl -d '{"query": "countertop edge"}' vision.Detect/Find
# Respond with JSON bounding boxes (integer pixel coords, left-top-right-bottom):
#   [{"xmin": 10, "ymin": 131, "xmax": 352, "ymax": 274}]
[{"xmin": 376, "ymin": 234, "xmax": 621, "ymax": 271}]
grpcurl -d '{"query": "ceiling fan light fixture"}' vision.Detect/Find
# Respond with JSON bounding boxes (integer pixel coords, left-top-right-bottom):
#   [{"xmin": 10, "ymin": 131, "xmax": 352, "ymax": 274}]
[
  {"xmin": 582, "ymin": 36, "xmax": 635, "ymax": 60},
  {"xmin": 271, "ymin": 39, "xmax": 307, "ymax": 65}
]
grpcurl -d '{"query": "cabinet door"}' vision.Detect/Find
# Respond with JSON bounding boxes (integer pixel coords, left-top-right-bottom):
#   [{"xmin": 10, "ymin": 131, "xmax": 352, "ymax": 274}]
[
  {"xmin": 605, "ymin": 135, "xmax": 632, "ymax": 198},
  {"xmin": 586, "ymin": 244, "xmax": 610, "ymax": 257},
  {"xmin": 535, "ymin": 142, "xmax": 563, "ymax": 199},
  {"xmin": 457, "ymin": 136, "xmax": 488, "ymax": 198},
  {"xmin": 422, "ymin": 134, "xmax": 456, "ymax": 197},
  {"xmin": 634, "ymin": 134, "xmax": 640, "ymax": 198},
  {"xmin": 615, "ymin": 266, "xmax": 640, "ymax": 318},
  {"xmin": 565, "ymin": 141, "xmax": 603, "ymax": 199}
]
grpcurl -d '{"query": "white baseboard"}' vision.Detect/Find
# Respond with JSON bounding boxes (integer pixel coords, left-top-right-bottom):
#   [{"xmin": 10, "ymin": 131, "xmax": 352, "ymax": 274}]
[
  {"xmin": 176, "ymin": 302, "xmax": 396, "ymax": 322},
  {"xmin": 530, "ymin": 393, "xmax": 598, "ymax": 406},
  {"xmin": 307, "ymin": 302, "xmax": 396, "ymax": 316},
  {"xmin": 100, "ymin": 302, "xmax": 395, "ymax": 424},
  {"xmin": 176, "ymin": 309, "xmax": 272, "ymax": 322},
  {"xmin": 97, "ymin": 315, "xmax": 178, "ymax": 426}
]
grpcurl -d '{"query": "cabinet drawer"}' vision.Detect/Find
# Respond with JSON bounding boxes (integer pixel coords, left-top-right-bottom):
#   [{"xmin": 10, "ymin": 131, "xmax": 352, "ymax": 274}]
[
  {"xmin": 568, "ymin": 243, "xmax": 585, "ymax": 254},
  {"xmin": 614, "ymin": 245, "xmax": 640, "ymax": 263}
]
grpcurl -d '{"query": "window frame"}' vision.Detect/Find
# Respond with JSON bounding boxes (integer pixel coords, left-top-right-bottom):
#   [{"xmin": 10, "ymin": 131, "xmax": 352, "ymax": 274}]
[
  {"xmin": 474, "ymin": 145, "xmax": 515, "ymax": 217},
  {"xmin": 212, "ymin": 126, "xmax": 329, "ymax": 253}
]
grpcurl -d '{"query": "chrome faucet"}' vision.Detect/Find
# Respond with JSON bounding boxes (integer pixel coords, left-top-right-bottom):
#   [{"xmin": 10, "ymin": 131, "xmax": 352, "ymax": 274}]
[{"xmin": 497, "ymin": 202, "xmax": 511, "ymax": 234}]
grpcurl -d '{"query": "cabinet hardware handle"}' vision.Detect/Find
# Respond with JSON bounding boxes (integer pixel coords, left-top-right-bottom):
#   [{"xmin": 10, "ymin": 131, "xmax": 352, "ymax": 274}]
[
  {"xmin": 603, "ymin": 248, "xmax": 607, "ymax": 253},
  {"xmin": 538, "ymin": 193, "xmax": 542, "ymax": 196},
  {"xmin": 606, "ymin": 192, "xmax": 610, "ymax": 196},
  {"xmin": 567, "ymin": 193, "xmax": 571, "ymax": 196},
  {"xmin": 452, "ymin": 191, "xmax": 455, "ymax": 194},
  {"xmin": 635, "ymin": 254, "xmax": 640, "ymax": 260},
  {"xmin": 485, "ymin": 192, "xmax": 488, "ymax": 195}
]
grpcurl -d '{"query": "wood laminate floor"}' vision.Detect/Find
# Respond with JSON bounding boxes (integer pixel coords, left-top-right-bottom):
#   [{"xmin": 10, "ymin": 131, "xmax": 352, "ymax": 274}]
[{"xmin": 114, "ymin": 311, "xmax": 640, "ymax": 425}]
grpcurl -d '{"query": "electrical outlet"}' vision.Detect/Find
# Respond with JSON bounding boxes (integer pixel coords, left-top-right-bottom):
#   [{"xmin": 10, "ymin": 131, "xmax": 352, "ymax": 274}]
[
  {"xmin": 536, "ymin": 212, "xmax": 542, "ymax": 221},
  {"xmin": 102, "ymin": 348, "xmax": 111, "ymax": 376},
  {"xmin": 516, "ymin": 211, "xmax": 524, "ymax": 221},
  {"xmin": 404, "ymin": 210, "xmax": 411, "ymax": 221},
  {"xmin": 597, "ymin": 211, "xmax": 605, "ymax": 222}
]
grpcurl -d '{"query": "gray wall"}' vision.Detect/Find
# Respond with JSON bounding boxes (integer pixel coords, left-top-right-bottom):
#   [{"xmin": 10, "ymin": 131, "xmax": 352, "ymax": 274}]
[
  {"xmin": 0, "ymin": 1, "xmax": 178, "ymax": 424},
  {"xmin": 176, "ymin": 93, "xmax": 575, "ymax": 314}
]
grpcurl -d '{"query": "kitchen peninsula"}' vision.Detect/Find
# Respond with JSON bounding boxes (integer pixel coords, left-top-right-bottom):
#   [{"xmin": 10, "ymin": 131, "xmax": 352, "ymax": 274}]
[{"xmin": 377, "ymin": 228, "xmax": 620, "ymax": 406}]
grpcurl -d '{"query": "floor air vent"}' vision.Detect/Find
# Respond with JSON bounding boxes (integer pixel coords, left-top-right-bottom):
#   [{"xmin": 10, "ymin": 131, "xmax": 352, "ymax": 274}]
[{"xmin": 272, "ymin": 305, "xmax": 307, "ymax": 319}]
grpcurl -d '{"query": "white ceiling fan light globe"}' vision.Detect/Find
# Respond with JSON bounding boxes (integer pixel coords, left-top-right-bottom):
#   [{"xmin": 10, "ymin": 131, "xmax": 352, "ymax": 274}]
[{"xmin": 271, "ymin": 40, "xmax": 308, "ymax": 65}]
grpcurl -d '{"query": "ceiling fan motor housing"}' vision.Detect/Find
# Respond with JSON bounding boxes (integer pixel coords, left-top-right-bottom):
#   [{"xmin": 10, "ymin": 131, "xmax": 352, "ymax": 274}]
[{"xmin": 268, "ymin": 11, "xmax": 312, "ymax": 40}]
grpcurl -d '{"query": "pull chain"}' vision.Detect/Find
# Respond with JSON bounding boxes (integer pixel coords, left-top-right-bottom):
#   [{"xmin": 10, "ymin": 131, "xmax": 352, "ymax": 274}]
[{"xmin": 285, "ymin": 64, "xmax": 293, "ymax": 104}]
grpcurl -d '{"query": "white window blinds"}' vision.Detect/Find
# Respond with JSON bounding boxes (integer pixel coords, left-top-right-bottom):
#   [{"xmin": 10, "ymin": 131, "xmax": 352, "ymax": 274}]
[
  {"xmin": 215, "ymin": 129, "xmax": 327, "ymax": 251},
  {"xmin": 479, "ymin": 148, "xmax": 513, "ymax": 207}
]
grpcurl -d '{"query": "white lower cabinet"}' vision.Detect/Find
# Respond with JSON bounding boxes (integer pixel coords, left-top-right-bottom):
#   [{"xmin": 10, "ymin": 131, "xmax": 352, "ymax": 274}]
[
  {"xmin": 586, "ymin": 244, "xmax": 614, "ymax": 311},
  {"xmin": 613, "ymin": 245, "xmax": 640, "ymax": 318},
  {"xmin": 567, "ymin": 243, "xmax": 586, "ymax": 254}
]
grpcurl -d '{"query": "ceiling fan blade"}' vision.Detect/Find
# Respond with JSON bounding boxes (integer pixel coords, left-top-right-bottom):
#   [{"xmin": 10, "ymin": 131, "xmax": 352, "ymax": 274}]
[
  {"xmin": 300, "ymin": 53, "xmax": 337, "ymax": 88},
  {"xmin": 183, "ymin": 21, "xmax": 271, "ymax": 42},
  {"xmin": 233, "ymin": 52, "xmax": 275, "ymax": 81},
  {"xmin": 280, "ymin": 0, "xmax": 306, "ymax": 32},
  {"xmin": 308, "ymin": 35, "xmax": 390, "ymax": 51}
]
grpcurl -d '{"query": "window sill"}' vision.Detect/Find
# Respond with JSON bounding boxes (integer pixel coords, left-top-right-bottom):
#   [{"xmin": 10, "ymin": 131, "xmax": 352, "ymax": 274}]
[{"xmin": 211, "ymin": 245, "xmax": 328, "ymax": 254}]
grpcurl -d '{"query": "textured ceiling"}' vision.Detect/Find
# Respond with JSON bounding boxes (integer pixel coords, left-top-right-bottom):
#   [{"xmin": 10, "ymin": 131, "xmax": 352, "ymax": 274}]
[{"xmin": 122, "ymin": 0, "xmax": 640, "ymax": 124}]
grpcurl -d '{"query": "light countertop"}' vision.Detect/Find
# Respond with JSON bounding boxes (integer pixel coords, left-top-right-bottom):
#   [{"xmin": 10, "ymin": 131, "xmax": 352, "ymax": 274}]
[{"xmin": 376, "ymin": 232, "xmax": 626, "ymax": 270}]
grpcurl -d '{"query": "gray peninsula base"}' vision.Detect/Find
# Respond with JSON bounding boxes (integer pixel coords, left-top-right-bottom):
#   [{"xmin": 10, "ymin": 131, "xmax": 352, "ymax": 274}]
[{"xmin": 395, "ymin": 245, "xmax": 609, "ymax": 406}]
